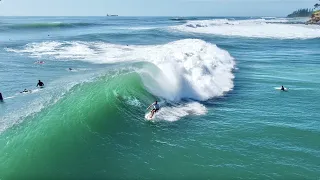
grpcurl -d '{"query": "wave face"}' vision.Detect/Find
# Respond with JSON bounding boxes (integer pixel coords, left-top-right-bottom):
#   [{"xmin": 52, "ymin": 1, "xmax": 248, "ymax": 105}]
[
  {"xmin": 172, "ymin": 18, "xmax": 320, "ymax": 39},
  {"xmin": 7, "ymin": 39, "xmax": 235, "ymax": 102}
]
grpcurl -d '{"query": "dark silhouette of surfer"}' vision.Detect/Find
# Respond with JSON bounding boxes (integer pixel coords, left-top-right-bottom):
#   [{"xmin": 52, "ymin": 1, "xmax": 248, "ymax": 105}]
[
  {"xmin": 0, "ymin": 92, "xmax": 3, "ymax": 102},
  {"xmin": 37, "ymin": 80, "xmax": 44, "ymax": 87}
]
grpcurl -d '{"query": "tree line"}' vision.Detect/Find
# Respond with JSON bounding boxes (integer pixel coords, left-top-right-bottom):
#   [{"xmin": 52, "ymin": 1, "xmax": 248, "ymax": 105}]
[
  {"xmin": 287, "ymin": 0, "xmax": 320, "ymax": 17},
  {"xmin": 287, "ymin": 9, "xmax": 314, "ymax": 17}
]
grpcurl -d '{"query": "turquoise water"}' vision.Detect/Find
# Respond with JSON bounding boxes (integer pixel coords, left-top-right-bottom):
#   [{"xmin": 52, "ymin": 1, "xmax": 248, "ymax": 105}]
[{"xmin": 0, "ymin": 17, "xmax": 320, "ymax": 179}]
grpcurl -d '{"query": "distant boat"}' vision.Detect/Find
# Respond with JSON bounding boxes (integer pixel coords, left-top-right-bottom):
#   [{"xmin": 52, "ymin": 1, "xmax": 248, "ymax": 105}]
[{"xmin": 106, "ymin": 14, "xmax": 118, "ymax": 17}]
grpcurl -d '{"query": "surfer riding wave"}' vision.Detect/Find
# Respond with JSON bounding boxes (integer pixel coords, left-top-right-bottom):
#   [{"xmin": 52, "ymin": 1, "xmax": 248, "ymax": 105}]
[{"xmin": 147, "ymin": 101, "xmax": 160, "ymax": 119}]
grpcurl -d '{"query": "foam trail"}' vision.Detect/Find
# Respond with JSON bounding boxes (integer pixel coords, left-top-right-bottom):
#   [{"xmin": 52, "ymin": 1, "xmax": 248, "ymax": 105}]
[
  {"xmin": 146, "ymin": 102, "xmax": 207, "ymax": 122},
  {"xmin": 3, "ymin": 96, "xmax": 16, "ymax": 100},
  {"xmin": 172, "ymin": 18, "xmax": 320, "ymax": 39}
]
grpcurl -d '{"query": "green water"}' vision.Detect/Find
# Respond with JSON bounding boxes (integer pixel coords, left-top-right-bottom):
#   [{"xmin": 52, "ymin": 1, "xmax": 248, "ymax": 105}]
[{"xmin": 1, "ymin": 68, "xmax": 319, "ymax": 179}]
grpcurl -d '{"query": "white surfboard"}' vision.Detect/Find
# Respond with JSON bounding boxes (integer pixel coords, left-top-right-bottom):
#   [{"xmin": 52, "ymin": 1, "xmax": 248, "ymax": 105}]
[
  {"xmin": 145, "ymin": 112, "xmax": 155, "ymax": 121},
  {"xmin": 275, "ymin": 87, "xmax": 288, "ymax": 91}
]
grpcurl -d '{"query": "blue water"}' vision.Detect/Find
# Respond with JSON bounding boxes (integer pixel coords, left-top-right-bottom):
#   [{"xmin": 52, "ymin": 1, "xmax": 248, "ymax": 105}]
[{"xmin": 0, "ymin": 16, "xmax": 320, "ymax": 179}]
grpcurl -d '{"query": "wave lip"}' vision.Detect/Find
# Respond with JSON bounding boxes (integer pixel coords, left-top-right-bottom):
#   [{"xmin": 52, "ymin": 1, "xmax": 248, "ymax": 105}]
[{"xmin": 173, "ymin": 18, "xmax": 320, "ymax": 39}]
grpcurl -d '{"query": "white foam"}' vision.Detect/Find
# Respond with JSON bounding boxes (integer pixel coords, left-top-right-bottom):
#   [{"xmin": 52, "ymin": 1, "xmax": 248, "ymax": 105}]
[
  {"xmin": 146, "ymin": 102, "xmax": 207, "ymax": 122},
  {"xmin": 3, "ymin": 96, "xmax": 16, "ymax": 100},
  {"xmin": 7, "ymin": 39, "xmax": 235, "ymax": 122},
  {"xmin": 172, "ymin": 18, "xmax": 320, "ymax": 39},
  {"xmin": 8, "ymin": 39, "xmax": 235, "ymax": 102},
  {"xmin": 126, "ymin": 98, "xmax": 141, "ymax": 107}
]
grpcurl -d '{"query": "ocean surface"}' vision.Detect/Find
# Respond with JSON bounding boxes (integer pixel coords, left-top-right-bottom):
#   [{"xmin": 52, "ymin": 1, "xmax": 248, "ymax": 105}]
[{"xmin": 0, "ymin": 16, "xmax": 320, "ymax": 179}]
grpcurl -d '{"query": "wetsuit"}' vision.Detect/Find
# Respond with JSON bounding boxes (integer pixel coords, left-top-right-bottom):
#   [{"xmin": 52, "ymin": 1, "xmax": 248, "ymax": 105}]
[
  {"xmin": 37, "ymin": 81, "xmax": 44, "ymax": 87},
  {"xmin": 153, "ymin": 103, "xmax": 160, "ymax": 112}
]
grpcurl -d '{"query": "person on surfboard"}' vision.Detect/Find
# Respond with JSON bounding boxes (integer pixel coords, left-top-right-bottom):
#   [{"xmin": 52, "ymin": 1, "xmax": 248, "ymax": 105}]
[
  {"xmin": 281, "ymin": 85, "xmax": 285, "ymax": 91},
  {"xmin": 37, "ymin": 80, "xmax": 44, "ymax": 88},
  {"xmin": 20, "ymin": 89, "xmax": 31, "ymax": 93},
  {"xmin": 147, "ymin": 101, "xmax": 160, "ymax": 119}
]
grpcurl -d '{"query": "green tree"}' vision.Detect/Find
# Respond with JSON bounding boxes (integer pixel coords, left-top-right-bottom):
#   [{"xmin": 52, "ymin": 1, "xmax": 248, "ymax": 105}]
[
  {"xmin": 315, "ymin": 0, "xmax": 320, "ymax": 10},
  {"xmin": 287, "ymin": 8, "xmax": 314, "ymax": 17}
]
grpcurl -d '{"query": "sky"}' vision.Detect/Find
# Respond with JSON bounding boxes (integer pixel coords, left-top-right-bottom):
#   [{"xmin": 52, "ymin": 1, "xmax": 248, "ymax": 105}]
[{"xmin": 0, "ymin": 0, "xmax": 317, "ymax": 16}]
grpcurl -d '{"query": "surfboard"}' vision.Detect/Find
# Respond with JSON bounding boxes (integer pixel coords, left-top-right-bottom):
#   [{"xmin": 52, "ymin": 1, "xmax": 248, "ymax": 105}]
[
  {"xmin": 145, "ymin": 112, "xmax": 155, "ymax": 121},
  {"xmin": 275, "ymin": 87, "xmax": 288, "ymax": 91}
]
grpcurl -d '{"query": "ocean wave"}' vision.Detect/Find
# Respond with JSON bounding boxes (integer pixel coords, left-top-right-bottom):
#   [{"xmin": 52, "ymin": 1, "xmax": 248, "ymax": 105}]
[
  {"xmin": 7, "ymin": 39, "xmax": 235, "ymax": 101},
  {"xmin": 0, "ymin": 67, "xmax": 208, "ymax": 133},
  {"xmin": 172, "ymin": 18, "xmax": 320, "ymax": 39},
  {"xmin": 3, "ymin": 39, "xmax": 235, "ymax": 126},
  {"xmin": 0, "ymin": 72, "xmax": 100, "ymax": 134},
  {"xmin": 169, "ymin": 17, "xmax": 199, "ymax": 21},
  {"xmin": 2, "ymin": 22, "xmax": 102, "ymax": 31}
]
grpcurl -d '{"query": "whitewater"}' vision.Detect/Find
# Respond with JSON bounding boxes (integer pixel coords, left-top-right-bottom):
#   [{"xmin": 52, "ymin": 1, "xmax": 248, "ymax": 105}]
[
  {"xmin": 173, "ymin": 18, "xmax": 320, "ymax": 39},
  {"xmin": 0, "ymin": 17, "xmax": 319, "ymax": 179}
]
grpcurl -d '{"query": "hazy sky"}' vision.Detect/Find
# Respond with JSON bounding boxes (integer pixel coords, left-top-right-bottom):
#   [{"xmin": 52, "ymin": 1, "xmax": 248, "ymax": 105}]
[{"xmin": 0, "ymin": 0, "xmax": 316, "ymax": 16}]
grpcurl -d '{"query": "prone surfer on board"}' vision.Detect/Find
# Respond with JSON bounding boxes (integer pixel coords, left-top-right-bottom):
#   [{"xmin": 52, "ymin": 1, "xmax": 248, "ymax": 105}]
[
  {"xmin": 147, "ymin": 101, "xmax": 160, "ymax": 119},
  {"xmin": 20, "ymin": 89, "xmax": 31, "ymax": 93}
]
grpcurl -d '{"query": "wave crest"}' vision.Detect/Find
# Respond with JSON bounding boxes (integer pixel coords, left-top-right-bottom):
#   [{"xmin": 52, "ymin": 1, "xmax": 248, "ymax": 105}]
[
  {"xmin": 8, "ymin": 39, "xmax": 235, "ymax": 101},
  {"xmin": 173, "ymin": 18, "xmax": 320, "ymax": 39}
]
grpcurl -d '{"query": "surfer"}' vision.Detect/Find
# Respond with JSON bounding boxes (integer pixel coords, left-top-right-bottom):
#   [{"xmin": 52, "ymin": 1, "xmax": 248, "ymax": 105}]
[
  {"xmin": 36, "ymin": 80, "xmax": 44, "ymax": 87},
  {"xmin": 35, "ymin": 61, "xmax": 44, "ymax": 64},
  {"xmin": 0, "ymin": 92, "xmax": 3, "ymax": 102},
  {"xmin": 281, "ymin": 85, "xmax": 285, "ymax": 91},
  {"xmin": 20, "ymin": 89, "xmax": 31, "ymax": 93},
  {"xmin": 147, "ymin": 101, "xmax": 160, "ymax": 119}
]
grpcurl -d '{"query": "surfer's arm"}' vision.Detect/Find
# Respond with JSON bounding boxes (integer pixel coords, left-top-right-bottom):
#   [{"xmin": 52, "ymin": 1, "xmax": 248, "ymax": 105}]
[{"xmin": 146, "ymin": 103, "xmax": 154, "ymax": 110}]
